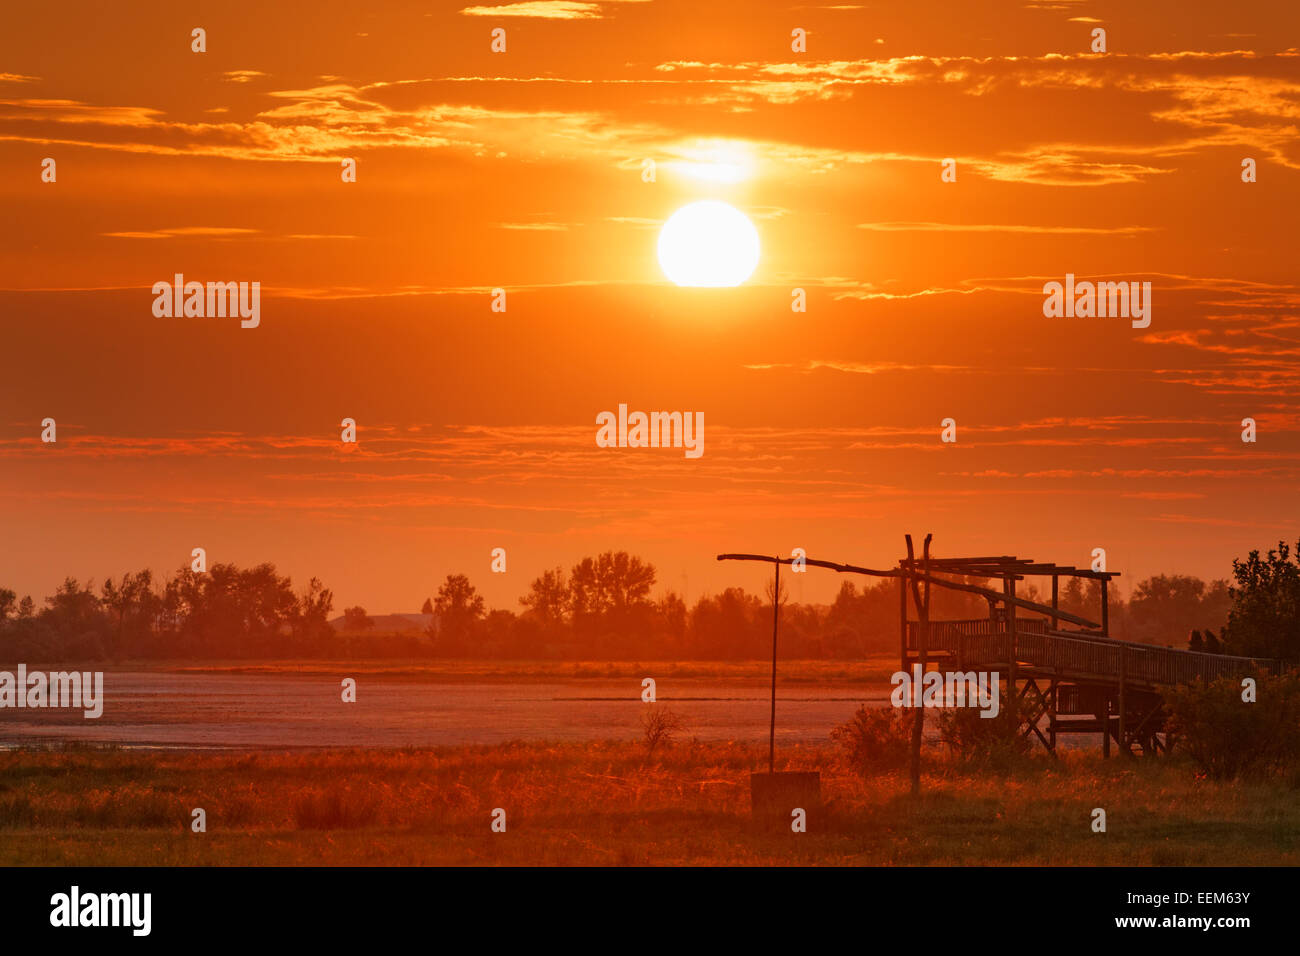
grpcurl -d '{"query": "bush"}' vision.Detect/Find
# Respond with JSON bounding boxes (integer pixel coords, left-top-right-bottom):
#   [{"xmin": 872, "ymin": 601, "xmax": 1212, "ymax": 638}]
[
  {"xmin": 1163, "ymin": 670, "xmax": 1300, "ymax": 779},
  {"xmin": 830, "ymin": 705, "xmax": 912, "ymax": 775},
  {"xmin": 293, "ymin": 787, "xmax": 379, "ymax": 829},
  {"xmin": 936, "ymin": 696, "xmax": 1031, "ymax": 768},
  {"xmin": 641, "ymin": 705, "xmax": 683, "ymax": 756}
]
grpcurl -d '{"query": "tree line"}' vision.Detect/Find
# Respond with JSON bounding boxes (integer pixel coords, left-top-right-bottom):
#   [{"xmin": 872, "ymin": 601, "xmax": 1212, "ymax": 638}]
[{"xmin": 2, "ymin": 541, "xmax": 1297, "ymax": 662}]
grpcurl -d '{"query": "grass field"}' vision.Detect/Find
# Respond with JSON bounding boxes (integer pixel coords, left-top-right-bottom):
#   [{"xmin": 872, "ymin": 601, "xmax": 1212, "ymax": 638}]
[{"xmin": 1, "ymin": 740, "xmax": 1296, "ymax": 866}]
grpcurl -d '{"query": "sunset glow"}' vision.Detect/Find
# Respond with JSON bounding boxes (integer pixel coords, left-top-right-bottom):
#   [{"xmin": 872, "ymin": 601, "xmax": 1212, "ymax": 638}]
[{"xmin": 657, "ymin": 200, "xmax": 760, "ymax": 286}]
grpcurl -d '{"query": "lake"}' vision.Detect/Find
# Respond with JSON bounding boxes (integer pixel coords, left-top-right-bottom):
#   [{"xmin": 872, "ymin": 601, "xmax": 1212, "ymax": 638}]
[{"xmin": 0, "ymin": 672, "xmax": 893, "ymax": 750}]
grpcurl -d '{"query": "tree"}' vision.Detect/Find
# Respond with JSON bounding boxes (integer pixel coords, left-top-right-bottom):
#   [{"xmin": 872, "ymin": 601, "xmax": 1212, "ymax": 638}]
[
  {"xmin": 1164, "ymin": 672, "xmax": 1300, "ymax": 779},
  {"xmin": 569, "ymin": 552, "xmax": 656, "ymax": 652},
  {"xmin": 1059, "ymin": 576, "xmax": 1103, "ymax": 622},
  {"xmin": 655, "ymin": 591, "xmax": 687, "ymax": 654},
  {"xmin": 825, "ymin": 580, "xmax": 895, "ymax": 657},
  {"xmin": 432, "ymin": 574, "xmax": 486, "ymax": 655},
  {"xmin": 101, "ymin": 570, "xmax": 160, "ymax": 657},
  {"xmin": 420, "ymin": 597, "xmax": 433, "ymax": 616},
  {"xmin": 1224, "ymin": 539, "xmax": 1300, "ymax": 660},
  {"xmin": 293, "ymin": 578, "xmax": 334, "ymax": 644},
  {"xmin": 162, "ymin": 562, "xmax": 297, "ymax": 657},
  {"xmin": 689, "ymin": 587, "xmax": 763, "ymax": 658},
  {"xmin": 342, "ymin": 606, "xmax": 373, "ymax": 632},
  {"xmin": 42, "ymin": 577, "xmax": 109, "ymax": 659},
  {"xmin": 1128, "ymin": 574, "xmax": 1223, "ymax": 645},
  {"xmin": 520, "ymin": 567, "xmax": 569, "ymax": 631}
]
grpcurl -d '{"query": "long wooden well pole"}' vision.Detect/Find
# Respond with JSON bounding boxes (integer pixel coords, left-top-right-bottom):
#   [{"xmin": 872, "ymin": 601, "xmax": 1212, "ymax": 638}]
[{"xmin": 769, "ymin": 560, "xmax": 780, "ymax": 773}]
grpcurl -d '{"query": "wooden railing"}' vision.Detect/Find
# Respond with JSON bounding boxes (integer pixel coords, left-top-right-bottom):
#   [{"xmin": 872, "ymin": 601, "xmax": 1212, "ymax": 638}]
[{"xmin": 905, "ymin": 618, "xmax": 1273, "ymax": 687}]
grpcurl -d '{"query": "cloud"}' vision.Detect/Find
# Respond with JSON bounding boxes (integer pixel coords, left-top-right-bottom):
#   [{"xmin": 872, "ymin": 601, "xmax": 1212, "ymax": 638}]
[
  {"xmin": 458, "ymin": 1, "xmax": 644, "ymax": 18},
  {"xmin": 496, "ymin": 221, "xmax": 578, "ymax": 231},
  {"xmin": 99, "ymin": 227, "xmax": 360, "ymax": 242},
  {"xmin": 858, "ymin": 221, "xmax": 1159, "ymax": 235},
  {"xmin": 100, "ymin": 226, "xmax": 261, "ymax": 239}
]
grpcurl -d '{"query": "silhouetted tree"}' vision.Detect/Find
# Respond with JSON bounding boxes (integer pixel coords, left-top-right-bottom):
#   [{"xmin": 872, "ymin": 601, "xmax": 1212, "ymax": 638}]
[
  {"xmin": 1128, "ymin": 574, "xmax": 1226, "ymax": 644},
  {"xmin": 1224, "ymin": 540, "xmax": 1300, "ymax": 660},
  {"xmin": 342, "ymin": 606, "xmax": 373, "ymax": 631},
  {"xmin": 520, "ymin": 567, "xmax": 569, "ymax": 632},
  {"xmin": 569, "ymin": 552, "xmax": 656, "ymax": 653},
  {"xmin": 432, "ymin": 574, "xmax": 485, "ymax": 655}
]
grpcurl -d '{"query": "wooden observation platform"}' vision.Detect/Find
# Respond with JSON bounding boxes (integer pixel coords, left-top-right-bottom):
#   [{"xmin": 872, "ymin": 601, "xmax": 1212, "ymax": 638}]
[{"xmin": 718, "ymin": 540, "xmax": 1274, "ymax": 757}]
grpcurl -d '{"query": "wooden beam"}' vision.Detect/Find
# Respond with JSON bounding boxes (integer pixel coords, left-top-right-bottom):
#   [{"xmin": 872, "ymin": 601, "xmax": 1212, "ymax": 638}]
[
  {"xmin": 905, "ymin": 569, "xmax": 1101, "ymax": 629},
  {"xmin": 717, "ymin": 552, "xmax": 1103, "ymax": 629}
]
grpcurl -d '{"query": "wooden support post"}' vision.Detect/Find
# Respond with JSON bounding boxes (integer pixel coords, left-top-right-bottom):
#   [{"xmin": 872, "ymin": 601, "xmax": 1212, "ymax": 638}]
[
  {"xmin": 898, "ymin": 571, "xmax": 908, "ymax": 671},
  {"xmin": 1051, "ymin": 574, "xmax": 1059, "ymax": 632},
  {"xmin": 1048, "ymin": 677, "xmax": 1058, "ymax": 754},
  {"xmin": 768, "ymin": 561, "xmax": 779, "ymax": 774},
  {"xmin": 905, "ymin": 534, "xmax": 931, "ymax": 797},
  {"xmin": 1118, "ymin": 647, "xmax": 1128, "ymax": 758},
  {"xmin": 1101, "ymin": 577, "xmax": 1109, "ymax": 637},
  {"xmin": 1102, "ymin": 692, "xmax": 1111, "ymax": 758},
  {"xmin": 1004, "ymin": 575, "xmax": 1017, "ymax": 719}
]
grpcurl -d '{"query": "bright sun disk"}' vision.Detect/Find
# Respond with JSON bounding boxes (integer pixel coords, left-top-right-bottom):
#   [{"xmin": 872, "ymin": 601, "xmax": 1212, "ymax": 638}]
[{"xmin": 657, "ymin": 200, "xmax": 760, "ymax": 287}]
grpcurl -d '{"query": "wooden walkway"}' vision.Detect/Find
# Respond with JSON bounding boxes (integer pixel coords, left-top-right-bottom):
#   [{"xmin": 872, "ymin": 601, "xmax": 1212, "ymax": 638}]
[
  {"xmin": 715, "ymin": 545, "xmax": 1273, "ymax": 758},
  {"xmin": 904, "ymin": 618, "xmax": 1274, "ymax": 755},
  {"xmin": 905, "ymin": 618, "xmax": 1273, "ymax": 690}
]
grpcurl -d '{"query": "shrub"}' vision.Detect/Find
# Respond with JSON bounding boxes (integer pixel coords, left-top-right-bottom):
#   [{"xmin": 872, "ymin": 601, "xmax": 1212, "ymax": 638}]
[
  {"xmin": 830, "ymin": 705, "xmax": 912, "ymax": 775},
  {"xmin": 936, "ymin": 696, "xmax": 1031, "ymax": 768},
  {"xmin": 1163, "ymin": 670, "xmax": 1300, "ymax": 779},
  {"xmin": 641, "ymin": 705, "xmax": 683, "ymax": 756},
  {"xmin": 293, "ymin": 786, "xmax": 379, "ymax": 829}
]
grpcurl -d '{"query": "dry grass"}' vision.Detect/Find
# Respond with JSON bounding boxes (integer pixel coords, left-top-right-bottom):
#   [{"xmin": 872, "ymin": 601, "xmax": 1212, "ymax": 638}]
[{"xmin": 0, "ymin": 741, "xmax": 1296, "ymax": 865}]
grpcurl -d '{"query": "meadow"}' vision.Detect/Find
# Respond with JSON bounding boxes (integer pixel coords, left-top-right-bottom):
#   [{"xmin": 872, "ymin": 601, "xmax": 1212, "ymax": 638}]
[{"xmin": 1, "ymin": 739, "xmax": 1295, "ymax": 866}]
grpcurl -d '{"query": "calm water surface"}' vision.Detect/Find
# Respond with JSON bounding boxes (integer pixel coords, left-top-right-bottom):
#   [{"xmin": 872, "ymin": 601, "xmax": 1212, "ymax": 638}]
[{"xmin": 0, "ymin": 672, "xmax": 894, "ymax": 750}]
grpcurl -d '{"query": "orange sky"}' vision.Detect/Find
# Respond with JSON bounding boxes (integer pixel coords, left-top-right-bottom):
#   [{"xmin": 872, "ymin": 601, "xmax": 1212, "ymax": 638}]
[{"xmin": 2, "ymin": 0, "xmax": 1299, "ymax": 613}]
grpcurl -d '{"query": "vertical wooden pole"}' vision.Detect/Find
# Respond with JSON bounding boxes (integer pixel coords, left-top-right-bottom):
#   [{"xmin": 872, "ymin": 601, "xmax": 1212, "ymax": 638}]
[
  {"xmin": 769, "ymin": 560, "xmax": 779, "ymax": 774},
  {"xmin": 905, "ymin": 535, "xmax": 925, "ymax": 796},
  {"xmin": 1051, "ymin": 574, "xmax": 1059, "ymax": 632},
  {"xmin": 1048, "ymin": 677, "xmax": 1058, "ymax": 753},
  {"xmin": 898, "ymin": 570, "xmax": 908, "ymax": 672},
  {"xmin": 1102, "ymin": 692, "xmax": 1111, "ymax": 758},
  {"xmin": 1118, "ymin": 647, "xmax": 1128, "ymax": 757},
  {"xmin": 1101, "ymin": 577, "xmax": 1109, "ymax": 637},
  {"xmin": 1004, "ymin": 575, "xmax": 1017, "ymax": 716},
  {"xmin": 921, "ymin": 534, "xmax": 932, "ymax": 623}
]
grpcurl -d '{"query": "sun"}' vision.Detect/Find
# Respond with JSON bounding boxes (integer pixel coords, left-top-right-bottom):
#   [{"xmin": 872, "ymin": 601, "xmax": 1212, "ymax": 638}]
[{"xmin": 657, "ymin": 200, "xmax": 760, "ymax": 287}]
